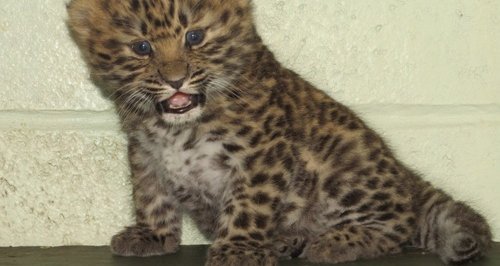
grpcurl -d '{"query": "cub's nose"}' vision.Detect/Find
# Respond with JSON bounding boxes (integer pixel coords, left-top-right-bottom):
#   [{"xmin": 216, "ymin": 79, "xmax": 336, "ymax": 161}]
[
  {"xmin": 166, "ymin": 78, "xmax": 185, "ymax": 90},
  {"xmin": 159, "ymin": 60, "xmax": 188, "ymax": 89}
]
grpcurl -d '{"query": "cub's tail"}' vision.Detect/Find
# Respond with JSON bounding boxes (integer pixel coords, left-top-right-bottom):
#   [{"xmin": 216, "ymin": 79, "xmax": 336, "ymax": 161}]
[{"xmin": 412, "ymin": 181, "xmax": 492, "ymax": 264}]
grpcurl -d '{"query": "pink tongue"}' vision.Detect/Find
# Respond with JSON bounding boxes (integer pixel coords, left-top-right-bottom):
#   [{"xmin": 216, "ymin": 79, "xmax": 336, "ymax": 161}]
[{"xmin": 168, "ymin": 92, "xmax": 191, "ymax": 108}]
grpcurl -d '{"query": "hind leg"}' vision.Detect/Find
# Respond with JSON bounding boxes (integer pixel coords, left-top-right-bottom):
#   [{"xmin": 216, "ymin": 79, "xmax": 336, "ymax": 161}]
[
  {"xmin": 304, "ymin": 224, "xmax": 411, "ymax": 264},
  {"xmin": 413, "ymin": 198, "xmax": 492, "ymax": 264}
]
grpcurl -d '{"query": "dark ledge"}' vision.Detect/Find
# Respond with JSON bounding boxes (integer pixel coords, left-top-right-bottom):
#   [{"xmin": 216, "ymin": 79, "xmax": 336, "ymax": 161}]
[{"xmin": 1, "ymin": 244, "xmax": 499, "ymax": 266}]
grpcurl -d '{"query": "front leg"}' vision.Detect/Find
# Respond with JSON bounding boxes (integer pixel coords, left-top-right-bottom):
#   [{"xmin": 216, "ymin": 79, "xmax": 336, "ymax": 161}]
[
  {"xmin": 206, "ymin": 169, "xmax": 286, "ymax": 266},
  {"xmin": 111, "ymin": 142, "xmax": 182, "ymax": 257}
]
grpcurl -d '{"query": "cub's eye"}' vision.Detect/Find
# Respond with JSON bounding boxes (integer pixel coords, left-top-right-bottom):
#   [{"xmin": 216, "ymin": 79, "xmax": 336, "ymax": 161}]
[
  {"xmin": 132, "ymin": 41, "xmax": 152, "ymax": 56},
  {"xmin": 186, "ymin": 30, "xmax": 205, "ymax": 46}
]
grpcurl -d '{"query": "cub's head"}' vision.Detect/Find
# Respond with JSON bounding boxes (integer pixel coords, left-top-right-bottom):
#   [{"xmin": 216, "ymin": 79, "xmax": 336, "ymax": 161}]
[{"xmin": 68, "ymin": 0, "xmax": 258, "ymax": 125}]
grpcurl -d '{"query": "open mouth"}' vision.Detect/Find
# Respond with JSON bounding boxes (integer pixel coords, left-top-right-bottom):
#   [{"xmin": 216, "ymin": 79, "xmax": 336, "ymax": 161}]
[{"xmin": 155, "ymin": 92, "xmax": 206, "ymax": 115}]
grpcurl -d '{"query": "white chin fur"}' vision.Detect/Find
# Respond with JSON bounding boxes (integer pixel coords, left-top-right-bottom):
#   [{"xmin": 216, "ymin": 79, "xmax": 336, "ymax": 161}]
[{"xmin": 160, "ymin": 106, "xmax": 203, "ymax": 125}]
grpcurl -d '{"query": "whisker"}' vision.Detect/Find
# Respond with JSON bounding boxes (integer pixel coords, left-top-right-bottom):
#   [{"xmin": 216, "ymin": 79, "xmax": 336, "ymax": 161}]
[{"xmin": 206, "ymin": 75, "xmax": 255, "ymax": 107}]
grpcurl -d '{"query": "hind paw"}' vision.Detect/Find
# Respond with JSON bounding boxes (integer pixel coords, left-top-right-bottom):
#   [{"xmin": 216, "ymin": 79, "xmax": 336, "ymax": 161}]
[
  {"xmin": 441, "ymin": 233, "xmax": 488, "ymax": 264},
  {"xmin": 273, "ymin": 235, "xmax": 307, "ymax": 259}
]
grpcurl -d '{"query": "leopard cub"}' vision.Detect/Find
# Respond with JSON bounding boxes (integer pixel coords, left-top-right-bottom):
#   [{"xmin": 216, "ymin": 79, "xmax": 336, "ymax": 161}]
[{"xmin": 68, "ymin": 0, "xmax": 491, "ymax": 265}]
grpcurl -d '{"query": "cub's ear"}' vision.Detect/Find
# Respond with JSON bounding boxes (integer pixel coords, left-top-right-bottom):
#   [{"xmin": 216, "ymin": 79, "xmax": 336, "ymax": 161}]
[
  {"xmin": 221, "ymin": 0, "xmax": 252, "ymax": 7},
  {"xmin": 66, "ymin": 0, "xmax": 105, "ymax": 43},
  {"xmin": 232, "ymin": 0, "xmax": 253, "ymax": 11},
  {"xmin": 239, "ymin": 0, "xmax": 252, "ymax": 6}
]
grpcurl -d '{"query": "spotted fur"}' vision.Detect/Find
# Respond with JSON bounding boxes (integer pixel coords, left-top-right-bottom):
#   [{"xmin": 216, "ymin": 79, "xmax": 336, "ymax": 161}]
[{"xmin": 67, "ymin": 0, "xmax": 492, "ymax": 265}]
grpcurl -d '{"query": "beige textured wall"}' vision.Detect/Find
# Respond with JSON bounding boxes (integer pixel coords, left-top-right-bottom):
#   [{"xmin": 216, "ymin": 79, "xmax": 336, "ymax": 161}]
[{"xmin": 0, "ymin": 0, "xmax": 499, "ymax": 246}]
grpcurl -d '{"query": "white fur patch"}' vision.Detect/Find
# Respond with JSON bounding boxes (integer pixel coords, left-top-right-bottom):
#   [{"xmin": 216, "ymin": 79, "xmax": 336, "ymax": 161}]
[{"xmin": 135, "ymin": 120, "xmax": 231, "ymax": 212}]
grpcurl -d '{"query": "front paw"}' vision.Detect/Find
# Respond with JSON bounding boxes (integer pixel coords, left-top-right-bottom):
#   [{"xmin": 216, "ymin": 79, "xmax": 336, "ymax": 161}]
[
  {"xmin": 206, "ymin": 242, "xmax": 277, "ymax": 266},
  {"xmin": 111, "ymin": 225, "xmax": 179, "ymax": 257}
]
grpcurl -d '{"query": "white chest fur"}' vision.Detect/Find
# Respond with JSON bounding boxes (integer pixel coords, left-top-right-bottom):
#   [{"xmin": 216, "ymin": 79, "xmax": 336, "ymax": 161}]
[{"xmin": 136, "ymin": 123, "xmax": 231, "ymax": 209}]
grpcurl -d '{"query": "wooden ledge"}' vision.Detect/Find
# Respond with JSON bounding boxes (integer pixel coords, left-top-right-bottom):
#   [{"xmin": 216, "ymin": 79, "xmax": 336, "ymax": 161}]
[{"xmin": 1, "ymin": 243, "xmax": 499, "ymax": 265}]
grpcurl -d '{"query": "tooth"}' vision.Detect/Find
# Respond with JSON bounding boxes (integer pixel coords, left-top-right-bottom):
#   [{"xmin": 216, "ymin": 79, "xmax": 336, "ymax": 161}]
[{"xmin": 169, "ymin": 101, "xmax": 192, "ymax": 109}]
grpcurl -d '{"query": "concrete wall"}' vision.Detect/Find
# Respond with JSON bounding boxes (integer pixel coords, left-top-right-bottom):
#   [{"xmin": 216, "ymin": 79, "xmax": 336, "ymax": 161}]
[{"xmin": 0, "ymin": 0, "xmax": 498, "ymax": 246}]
